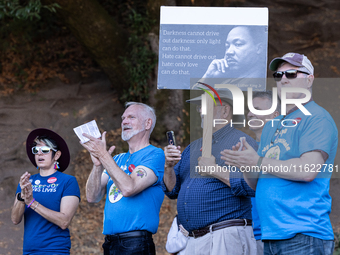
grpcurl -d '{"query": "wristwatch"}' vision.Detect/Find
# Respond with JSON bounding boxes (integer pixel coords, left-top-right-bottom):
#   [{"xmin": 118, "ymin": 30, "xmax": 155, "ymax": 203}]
[{"xmin": 17, "ymin": 192, "xmax": 25, "ymax": 202}]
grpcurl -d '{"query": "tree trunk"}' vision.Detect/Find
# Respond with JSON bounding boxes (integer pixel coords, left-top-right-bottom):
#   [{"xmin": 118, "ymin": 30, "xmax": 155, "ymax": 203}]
[
  {"xmin": 41, "ymin": 0, "xmax": 186, "ymax": 139},
  {"xmin": 147, "ymin": 0, "xmax": 185, "ymax": 142},
  {"xmin": 42, "ymin": 0, "xmax": 129, "ymax": 91}
]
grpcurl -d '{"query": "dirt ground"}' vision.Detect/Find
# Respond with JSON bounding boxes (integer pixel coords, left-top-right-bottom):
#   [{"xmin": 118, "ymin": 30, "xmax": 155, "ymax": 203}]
[{"xmin": 0, "ymin": 74, "xmax": 340, "ymax": 255}]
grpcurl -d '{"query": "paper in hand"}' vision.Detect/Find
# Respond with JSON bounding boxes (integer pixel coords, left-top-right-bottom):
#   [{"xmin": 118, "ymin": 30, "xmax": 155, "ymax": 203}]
[
  {"xmin": 238, "ymin": 137, "xmax": 245, "ymax": 151},
  {"xmin": 73, "ymin": 120, "xmax": 101, "ymax": 143}
]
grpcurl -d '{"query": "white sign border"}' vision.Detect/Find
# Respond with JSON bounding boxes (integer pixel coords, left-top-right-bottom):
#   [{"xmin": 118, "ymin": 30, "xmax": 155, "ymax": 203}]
[{"xmin": 160, "ymin": 6, "xmax": 268, "ymax": 26}]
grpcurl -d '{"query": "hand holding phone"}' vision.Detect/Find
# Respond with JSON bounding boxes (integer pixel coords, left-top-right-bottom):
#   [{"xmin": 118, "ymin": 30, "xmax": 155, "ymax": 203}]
[
  {"xmin": 166, "ymin": 131, "xmax": 176, "ymax": 146},
  {"xmin": 165, "ymin": 131, "xmax": 181, "ymax": 167}
]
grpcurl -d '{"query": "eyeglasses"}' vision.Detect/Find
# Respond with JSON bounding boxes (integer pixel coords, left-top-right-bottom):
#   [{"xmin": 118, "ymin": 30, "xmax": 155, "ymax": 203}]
[
  {"xmin": 32, "ymin": 146, "xmax": 57, "ymax": 154},
  {"xmin": 273, "ymin": 69, "xmax": 310, "ymax": 81}
]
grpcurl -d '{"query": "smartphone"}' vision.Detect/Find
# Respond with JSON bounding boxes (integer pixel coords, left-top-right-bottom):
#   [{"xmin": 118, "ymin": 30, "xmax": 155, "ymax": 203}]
[{"xmin": 166, "ymin": 131, "xmax": 176, "ymax": 146}]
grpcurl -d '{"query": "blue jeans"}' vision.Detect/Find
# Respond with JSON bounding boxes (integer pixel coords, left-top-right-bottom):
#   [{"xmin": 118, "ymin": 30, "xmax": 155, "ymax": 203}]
[
  {"xmin": 102, "ymin": 231, "xmax": 155, "ymax": 255},
  {"xmin": 264, "ymin": 234, "xmax": 334, "ymax": 255}
]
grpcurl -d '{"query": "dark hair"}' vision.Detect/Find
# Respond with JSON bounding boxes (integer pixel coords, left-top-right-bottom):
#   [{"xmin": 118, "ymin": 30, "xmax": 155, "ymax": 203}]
[
  {"xmin": 229, "ymin": 25, "xmax": 266, "ymax": 46},
  {"xmin": 32, "ymin": 135, "xmax": 58, "ymax": 157},
  {"xmin": 253, "ymin": 91, "xmax": 281, "ymax": 114}
]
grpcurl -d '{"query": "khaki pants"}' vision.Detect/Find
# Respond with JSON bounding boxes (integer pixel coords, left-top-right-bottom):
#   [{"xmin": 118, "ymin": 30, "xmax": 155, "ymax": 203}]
[
  {"xmin": 185, "ymin": 225, "xmax": 256, "ymax": 255},
  {"xmin": 256, "ymin": 240, "xmax": 264, "ymax": 255}
]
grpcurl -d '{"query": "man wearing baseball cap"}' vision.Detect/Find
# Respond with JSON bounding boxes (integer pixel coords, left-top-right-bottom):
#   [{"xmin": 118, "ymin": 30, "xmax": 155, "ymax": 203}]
[
  {"xmin": 221, "ymin": 52, "xmax": 338, "ymax": 254},
  {"xmin": 163, "ymin": 89, "xmax": 259, "ymax": 255}
]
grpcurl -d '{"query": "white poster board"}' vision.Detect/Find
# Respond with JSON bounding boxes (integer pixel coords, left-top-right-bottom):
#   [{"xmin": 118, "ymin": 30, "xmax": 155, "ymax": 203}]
[{"xmin": 157, "ymin": 6, "xmax": 268, "ymax": 91}]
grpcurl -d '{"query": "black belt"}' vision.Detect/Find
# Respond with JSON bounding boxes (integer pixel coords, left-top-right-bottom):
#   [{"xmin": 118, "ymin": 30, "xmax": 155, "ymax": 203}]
[
  {"xmin": 106, "ymin": 230, "xmax": 152, "ymax": 242},
  {"xmin": 189, "ymin": 219, "xmax": 252, "ymax": 238}
]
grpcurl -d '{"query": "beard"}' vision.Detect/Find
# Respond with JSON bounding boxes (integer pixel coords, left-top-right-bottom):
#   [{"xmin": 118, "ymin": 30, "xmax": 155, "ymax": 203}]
[{"xmin": 121, "ymin": 125, "xmax": 145, "ymax": 141}]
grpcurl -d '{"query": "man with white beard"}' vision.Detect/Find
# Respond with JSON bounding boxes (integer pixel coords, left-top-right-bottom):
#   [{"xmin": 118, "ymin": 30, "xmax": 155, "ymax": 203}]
[{"xmin": 82, "ymin": 102, "xmax": 165, "ymax": 255}]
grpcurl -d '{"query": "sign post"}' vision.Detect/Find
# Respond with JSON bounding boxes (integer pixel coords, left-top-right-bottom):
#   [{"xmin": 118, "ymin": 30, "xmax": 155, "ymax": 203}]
[{"xmin": 202, "ymin": 92, "xmax": 214, "ymax": 157}]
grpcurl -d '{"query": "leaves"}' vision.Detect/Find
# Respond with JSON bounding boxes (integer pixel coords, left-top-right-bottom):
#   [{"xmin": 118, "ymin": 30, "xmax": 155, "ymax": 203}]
[
  {"xmin": 120, "ymin": 8, "xmax": 157, "ymax": 102},
  {"xmin": 0, "ymin": 0, "xmax": 60, "ymax": 20},
  {"xmin": 0, "ymin": 13, "xmax": 100, "ymax": 96}
]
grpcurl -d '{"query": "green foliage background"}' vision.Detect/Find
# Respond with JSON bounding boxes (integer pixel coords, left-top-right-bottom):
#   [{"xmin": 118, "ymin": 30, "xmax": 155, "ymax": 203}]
[{"xmin": 0, "ymin": 0, "xmax": 157, "ymax": 102}]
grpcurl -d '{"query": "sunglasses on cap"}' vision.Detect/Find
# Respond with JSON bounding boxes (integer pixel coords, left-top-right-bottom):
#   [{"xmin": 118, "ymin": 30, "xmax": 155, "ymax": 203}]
[
  {"xmin": 273, "ymin": 69, "xmax": 310, "ymax": 82},
  {"xmin": 32, "ymin": 146, "xmax": 57, "ymax": 154}
]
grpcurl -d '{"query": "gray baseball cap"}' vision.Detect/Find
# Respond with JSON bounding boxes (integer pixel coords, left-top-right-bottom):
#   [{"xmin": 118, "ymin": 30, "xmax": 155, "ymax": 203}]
[{"xmin": 269, "ymin": 52, "xmax": 314, "ymax": 75}]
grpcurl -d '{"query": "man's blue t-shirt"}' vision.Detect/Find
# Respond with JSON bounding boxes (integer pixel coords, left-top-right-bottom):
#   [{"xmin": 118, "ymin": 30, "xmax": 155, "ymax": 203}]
[
  {"xmin": 103, "ymin": 145, "xmax": 165, "ymax": 235},
  {"xmin": 256, "ymin": 101, "xmax": 338, "ymax": 240},
  {"xmin": 16, "ymin": 171, "xmax": 80, "ymax": 255}
]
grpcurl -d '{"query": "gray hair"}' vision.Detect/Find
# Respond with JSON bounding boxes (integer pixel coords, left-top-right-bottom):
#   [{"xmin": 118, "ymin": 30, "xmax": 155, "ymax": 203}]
[
  {"xmin": 253, "ymin": 91, "xmax": 281, "ymax": 114},
  {"xmin": 125, "ymin": 102, "xmax": 156, "ymax": 133}
]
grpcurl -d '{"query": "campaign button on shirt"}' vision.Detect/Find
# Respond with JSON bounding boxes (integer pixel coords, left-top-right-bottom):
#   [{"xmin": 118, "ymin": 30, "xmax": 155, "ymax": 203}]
[
  {"xmin": 47, "ymin": 177, "xmax": 57, "ymax": 184},
  {"xmin": 128, "ymin": 164, "xmax": 136, "ymax": 173},
  {"xmin": 294, "ymin": 117, "xmax": 302, "ymax": 124}
]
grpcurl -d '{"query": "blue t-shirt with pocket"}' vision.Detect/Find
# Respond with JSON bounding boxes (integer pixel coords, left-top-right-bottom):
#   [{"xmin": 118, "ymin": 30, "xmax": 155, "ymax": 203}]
[{"xmin": 256, "ymin": 101, "xmax": 338, "ymax": 241}]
